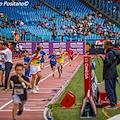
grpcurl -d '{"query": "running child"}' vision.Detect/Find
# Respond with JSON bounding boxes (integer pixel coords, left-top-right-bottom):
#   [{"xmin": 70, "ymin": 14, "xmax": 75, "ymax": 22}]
[
  {"xmin": 40, "ymin": 46, "xmax": 47, "ymax": 69},
  {"xmin": 23, "ymin": 50, "xmax": 31, "ymax": 78},
  {"xmin": 56, "ymin": 47, "xmax": 67, "ymax": 78},
  {"xmin": 6, "ymin": 63, "xmax": 31, "ymax": 120},
  {"xmin": 26, "ymin": 45, "xmax": 42, "ymax": 93},
  {"xmin": 0, "ymin": 43, "xmax": 5, "ymax": 87},
  {"xmin": 68, "ymin": 47, "xmax": 74, "ymax": 66},
  {"xmin": 48, "ymin": 50, "xmax": 57, "ymax": 77}
]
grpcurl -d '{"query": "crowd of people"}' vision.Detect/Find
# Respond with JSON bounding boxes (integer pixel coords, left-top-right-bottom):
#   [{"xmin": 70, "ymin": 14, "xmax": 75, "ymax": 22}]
[{"xmin": 0, "ymin": 2, "xmax": 119, "ymax": 41}]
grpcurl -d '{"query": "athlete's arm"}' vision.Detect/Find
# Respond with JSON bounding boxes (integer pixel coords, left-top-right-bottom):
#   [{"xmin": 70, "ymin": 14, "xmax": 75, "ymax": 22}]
[
  {"xmin": 26, "ymin": 59, "xmax": 32, "ymax": 71},
  {"xmin": 0, "ymin": 52, "xmax": 4, "ymax": 55},
  {"xmin": 18, "ymin": 75, "xmax": 31, "ymax": 87}
]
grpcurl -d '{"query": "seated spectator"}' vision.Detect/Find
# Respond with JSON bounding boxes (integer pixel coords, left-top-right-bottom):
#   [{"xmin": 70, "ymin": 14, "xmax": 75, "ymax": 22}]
[
  {"xmin": 65, "ymin": 30, "xmax": 69, "ymax": 35},
  {"xmin": 0, "ymin": 12, "xmax": 4, "ymax": 18},
  {"xmin": 34, "ymin": 3, "xmax": 40, "ymax": 9},
  {"xmin": 43, "ymin": 14, "xmax": 46, "ymax": 19},
  {"xmin": 68, "ymin": 11, "xmax": 72, "ymax": 17},
  {"xmin": 57, "ymin": 4, "xmax": 60, "ymax": 11},
  {"xmin": 66, "ymin": 5, "xmax": 70, "ymax": 11},
  {"xmin": 69, "ymin": 30, "xmax": 73, "ymax": 37},
  {"xmin": 45, "ymin": 21, "xmax": 49, "ymax": 28},
  {"xmin": 62, "ymin": 16, "xmax": 67, "ymax": 21}
]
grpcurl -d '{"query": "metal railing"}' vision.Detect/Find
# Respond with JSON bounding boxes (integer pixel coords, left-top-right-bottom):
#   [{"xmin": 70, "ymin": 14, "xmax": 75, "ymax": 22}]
[{"xmin": 89, "ymin": 0, "xmax": 120, "ymax": 21}]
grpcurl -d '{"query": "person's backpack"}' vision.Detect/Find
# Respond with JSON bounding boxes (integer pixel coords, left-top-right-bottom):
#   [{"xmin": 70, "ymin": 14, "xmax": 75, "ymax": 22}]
[{"xmin": 111, "ymin": 48, "xmax": 120, "ymax": 65}]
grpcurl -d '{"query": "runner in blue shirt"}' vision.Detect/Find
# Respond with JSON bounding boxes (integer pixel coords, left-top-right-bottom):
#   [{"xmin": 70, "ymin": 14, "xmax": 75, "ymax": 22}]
[
  {"xmin": 23, "ymin": 50, "xmax": 31, "ymax": 78},
  {"xmin": 40, "ymin": 46, "xmax": 47, "ymax": 69},
  {"xmin": 48, "ymin": 50, "xmax": 57, "ymax": 77}
]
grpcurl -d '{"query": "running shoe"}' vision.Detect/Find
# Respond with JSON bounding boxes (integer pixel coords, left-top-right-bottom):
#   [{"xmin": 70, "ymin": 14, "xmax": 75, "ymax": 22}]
[
  {"xmin": 27, "ymin": 87, "xmax": 32, "ymax": 90},
  {"xmin": 105, "ymin": 105, "xmax": 118, "ymax": 109},
  {"xmin": 35, "ymin": 85, "xmax": 39, "ymax": 91},
  {"xmin": 59, "ymin": 74, "xmax": 61, "ymax": 78},
  {"xmin": 31, "ymin": 89, "xmax": 38, "ymax": 93},
  {"xmin": 17, "ymin": 110, "xmax": 23, "ymax": 116},
  {"xmin": 61, "ymin": 69, "xmax": 62, "ymax": 74},
  {"xmin": 0, "ymin": 83, "xmax": 4, "ymax": 87},
  {"xmin": 1, "ymin": 87, "xmax": 5, "ymax": 90}
]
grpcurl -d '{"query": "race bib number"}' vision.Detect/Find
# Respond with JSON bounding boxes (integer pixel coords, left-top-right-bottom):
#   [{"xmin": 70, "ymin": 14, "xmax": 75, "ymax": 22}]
[
  {"xmin": 51, "ymin": 58, "xmax": 55, "ymax": 61},
  {"xmin": 14, "ymin": 89, "xmax": 24, "ymax": 95},
  {"xmin": 37, "ymin": 60, "xmax": 41, "ymax": 64}
]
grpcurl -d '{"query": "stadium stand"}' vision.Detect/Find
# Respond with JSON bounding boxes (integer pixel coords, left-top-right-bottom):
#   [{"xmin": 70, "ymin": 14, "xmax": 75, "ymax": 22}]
[{"xmin": 0, "ymin": 0, "xmax": 119, "ymax": 42}]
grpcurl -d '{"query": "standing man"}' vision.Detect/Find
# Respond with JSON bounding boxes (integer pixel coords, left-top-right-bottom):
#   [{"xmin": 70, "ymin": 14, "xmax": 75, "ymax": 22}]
[
  {"xmin": 0, "ymin": 42, "xmax": 13, "ymax": 90},
  {"xmin": 99, "ymin": 40, "xmax": 119, "ymax": 109},
  {"xmin": 19, "ymin": 44, "xmax": 23, "ymax": 55}
]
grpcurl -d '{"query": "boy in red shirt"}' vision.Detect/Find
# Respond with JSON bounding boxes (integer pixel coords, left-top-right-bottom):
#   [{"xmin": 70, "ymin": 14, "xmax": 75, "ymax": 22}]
[{"xmin": 68, "ymin": 47, "xmax": 74, "ymax": 66}]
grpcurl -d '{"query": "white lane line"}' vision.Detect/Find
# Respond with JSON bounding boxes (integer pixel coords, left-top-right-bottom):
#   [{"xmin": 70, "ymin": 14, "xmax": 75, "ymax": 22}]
[
  {"xmin": 0, "ymin": 109, "xmax": 44, "ymax": 112},
  {"xmin": 0, "ymin": 100, "xmax": 13, "ymax": 110},
  {"xmin": 0, "ymin": 55, "xmax": 78, "ymax": 110}
]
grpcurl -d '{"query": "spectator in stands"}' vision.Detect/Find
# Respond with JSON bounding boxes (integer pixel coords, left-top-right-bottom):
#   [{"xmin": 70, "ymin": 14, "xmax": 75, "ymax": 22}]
[
  {"xmin": 53, "ymin": 23, "xmax": 57, "ymax": 30},
  {"xmin": 57, "ymin": 4, "xmax": 60, "ymax": 11},
  {"xmin": 52, "ymin": 32, "xmax": 56, "ymax": 41},
  {"xmin": 34, "ymin": 3, "xmax": 40, "ymax": 9},
  {"xmin": 24, "ymin": 30, "xmax": 28, "ymax": 40},
  {"xmin": 69, "ymin": 30, "xmax": 73, "ymax": 37},
  {"xmin": 43, "ymin": 14, "xmax": 46, "ymax": 19},
  {"xmin": 19, "ymin": 44, "xmax": 23, "ymax": 55},
  {"xmin": 15, "ymin": 44, "xmax": 19, "ymax": 54},
  {"xmin": 62, "ymin": 16, "xmax": 67, "ymax": 21},
  {"xmin": 12, "ymin": 30, "xmax": 15, "ymax": 39},
  {"xmin": 66, "ymin": 5, "xmax": 70, "ymax": 11},
  {"xmin": 64, "ymin": 10, "xmax": 67, "ymax": 18},
  {"xmin": 65, "ymin": 30, "xmax": 69, "ymax": 35},
  {"xmin": 45, "ymin": 21, "xmax": 49, "ymax": 28},
  {"xmin": 8, "ymin": 43, "xmax": 13, "ymax": 52},
  {"xmin": 20, "ymin": 31, "xmax": 24, "ymax": 41},
  {"xmin": 68, "ymin": 10, "xmax": 72, "ymax": 18}
]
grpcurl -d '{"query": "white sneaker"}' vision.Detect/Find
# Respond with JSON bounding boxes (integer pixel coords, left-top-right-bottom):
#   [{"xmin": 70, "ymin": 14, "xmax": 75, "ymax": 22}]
[
  {"xmin": 35, "ymin": 85, "xmax": 39, "ymax": 91},
  {"xmin": 31, "ymin": 89, "xmax": 38, "ymax": 93}
]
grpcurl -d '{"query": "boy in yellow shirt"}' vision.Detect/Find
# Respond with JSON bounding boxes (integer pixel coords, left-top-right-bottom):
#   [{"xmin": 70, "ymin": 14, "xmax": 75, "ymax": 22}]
[{"xmin": 56, "ymin": 47, "xmax": 67, "ymax": 78}]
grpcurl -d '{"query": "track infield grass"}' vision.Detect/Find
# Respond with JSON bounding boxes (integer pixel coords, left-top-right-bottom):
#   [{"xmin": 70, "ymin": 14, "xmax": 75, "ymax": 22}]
[{"xmin": 51, "ymin": 57, "xmax": 120, "ymax": 120}]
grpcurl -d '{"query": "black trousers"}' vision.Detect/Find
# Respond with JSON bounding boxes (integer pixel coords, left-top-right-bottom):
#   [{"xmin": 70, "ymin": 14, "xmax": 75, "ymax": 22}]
[{"xmin": 5, "ymin": 62, "xmax": 13, "ymax": 89}]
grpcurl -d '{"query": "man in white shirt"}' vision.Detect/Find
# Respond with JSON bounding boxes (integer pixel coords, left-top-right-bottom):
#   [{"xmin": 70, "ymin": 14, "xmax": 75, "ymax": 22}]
[
  {"xmin": 0, "ymin": 42, "xmax": 13, "ymax": 89},
  {"xmin": 19, "ymin": 44, "xmax": 23, "ymax": 55}
]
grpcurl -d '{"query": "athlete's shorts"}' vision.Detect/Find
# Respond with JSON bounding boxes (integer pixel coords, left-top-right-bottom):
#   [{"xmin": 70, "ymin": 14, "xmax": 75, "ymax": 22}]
[
  {"xmin": 12, "ymin": 95, "xmax": 26, "ymax": 109},
  {"xmin": 70, "ymin": 57, "xmax": 73, "ymax": 60},
  {"xmin": 40, "ymin": 60, "xmax": 44, "ymax": 63},
  {"xmin": 25, "ymin": 68, "xmax": 31, "ymax": 77},
  {"xmin": 30, "ymin": 64, "xmax": 41, "ymax": 74},
  {"xmin": 0, "ymin": 65, "xmax": 2, "ymax": 71},
  {"xmin": 0, "ymin": 65, "xmax": 5, "ymax": 71},
  {"xmin": 51, "ymin": 64, "xmax": 56, "ymax": 68},
  {"xmin": 57, "ymin": 62, "xmax": 64, "ymax": 67}
]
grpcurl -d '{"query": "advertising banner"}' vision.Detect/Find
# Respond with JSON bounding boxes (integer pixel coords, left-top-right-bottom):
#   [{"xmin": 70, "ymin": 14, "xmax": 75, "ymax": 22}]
[{"xmin": 17, "ymin": 41, "xmax": 85, "ymax": 55}]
